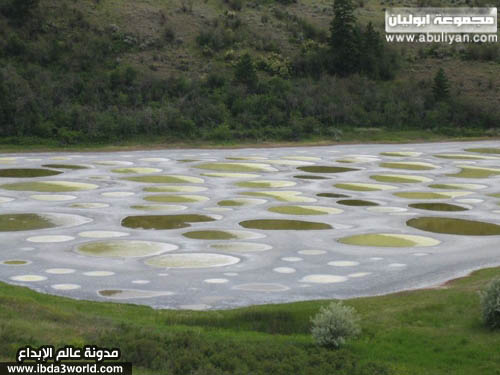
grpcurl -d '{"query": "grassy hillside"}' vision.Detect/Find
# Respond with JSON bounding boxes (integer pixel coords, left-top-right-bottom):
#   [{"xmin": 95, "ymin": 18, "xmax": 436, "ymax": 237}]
[
  {"xmin": 1, "ymin": 267, "xmax": 499, "ymax": 374},
  {"xmin": 0, "ymin": 0, "xmax": 499, "ymax": 146}
]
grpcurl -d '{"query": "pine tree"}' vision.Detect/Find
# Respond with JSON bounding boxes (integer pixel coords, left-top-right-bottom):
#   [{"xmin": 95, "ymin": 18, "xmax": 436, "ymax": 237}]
[
  {"xmin": 432, "ymin": 68, "xmax": 450, "ymax": 101},
  {"xmin": 329, "ymin": 0, "xmax": 360, "ymax": 76},
  {"xmin": 234, "ymin": 53, "xmax": 258, "ymax": 89},
  {"xmin": 361, "ymin": 22, "xmax": 382, "ymax": 79}
]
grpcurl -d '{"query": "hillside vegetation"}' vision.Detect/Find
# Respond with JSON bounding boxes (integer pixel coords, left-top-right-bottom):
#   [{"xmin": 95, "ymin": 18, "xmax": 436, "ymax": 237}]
[{"xmin": 0, "ymin": 0, "xmax": 499, "ymax": 146}]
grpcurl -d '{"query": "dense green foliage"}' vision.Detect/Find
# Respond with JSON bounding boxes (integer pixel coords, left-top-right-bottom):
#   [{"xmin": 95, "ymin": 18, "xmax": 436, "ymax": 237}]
[
  {"xmin": 0, "ymin": 0, "xmax": 498, "ymax": 146},
  {"xmin": 1, "ymin": 268, "xmax": 500, "ymax": 374}
]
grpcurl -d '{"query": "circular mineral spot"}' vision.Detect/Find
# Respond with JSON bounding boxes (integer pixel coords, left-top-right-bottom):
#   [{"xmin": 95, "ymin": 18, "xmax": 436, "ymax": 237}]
[
  {"xmin": 98, "ymin": 289, "xmax": 173, "ymax": 299},
  {"xmin": 335, "ymin": 182, "xmax": 397, "ymax": 191},
  {"xmin": 70, "ymin": 203, "xmax": 110, "ymax": 209},
  {"xmin": 465, "ymin": 147, "xmax": 500, "ymax": 154},
  {"xmin": 366, "ymin": 206, "xmax": 407, "ymax": 213},
  {"xmin": 122, "ymin": 214, "xmax": 216, "ymax": 230},
  {"xmin": 195, "ymin": 162, "xmax": 277, "ymax": 172},
  {"xmin": 112, "ymin": 167, "xmax": 162, "ymax": 174},
  {"xmin": 77, "ymin": 240, "xmax": 177, "ymax": 258},
  {"xmin": 226, "ymin": 156, "xmax": 267, "ymax": 161},
  {"xmin": 78, "ymin": 231, "xmax": 129, "ymax": 238},
  {"xmin": 294, "ymin": 175, "xmax": 329, "ymax": 180},
  {"xmin": 242, "ymin": 191, "xmax": 316, "ymax": 203},
  {"xmin": 297, "ymin": 166, "xmax": 359, "ymax": 173},
  {"xmin": 30, "ymin": 195, "xmax": 76, "ymax": 201},
  {"xmin": 328, "ymin": 260, "xmax": 360, "ymax": 267},
  {"xmin": 101, "ymin": 192, "xmax": 135, "ymax": 197},
  {"xmin": 370, "ymin": 174, "xmax": 432, "ymax": 183},
  {"xmin": 132, "ymin": 280, "xmax": 150, "ymax": 284},
  {"xmin": 10, "ymin": 275, "xmax": 47, "ymax": 282},
  {"xmin": 406, "ymin": 217, "xmax": 500, "ymax": 235},
  {"xmin": 236, "ymin": 180, "xmax": 296, "ymax": 188},
  {"xmin": 45, "ymin": 268, "xmax": 75, "ymax": 274},
  {"xmin": 2, "ymin": 260, "xmax": 29, "ymax": 265},
  {"xmin": 0, "ymin": 197, "xmax": 14, "ymax": 203},
  {"xmin": 144, "ymin": 185, "xmax": 207, "ymax": 193},
  {"xmin": 124, "ymin": 175, "xmax": 204, "ymax": 184},
  {"xmin": 1, "ymin": 181, "xmax": 98, "ymax": 192},
  {"xmin": 51, "ymin": 284, "xmax": 80, "ymax": 290},
  {"xmin": 388, "ymin": 263, "xmax": 407, "ymax": 268},
  {"xmin": 433, "ymin": 153, "xmax": 499, "ymax": 160},
  {"xmin": 42, "ymin": 164, "xmax": 89, "ymax": 170},
  {"xmin": 139, "ymin": 157, "xmax": 169, "ymax": 162},
  {"xmin": 429, "ymin": 183, "xmax": 486, "ymax": 190},
  {"xmin": 409, "ymin": 203, "xmax": 468, "ymax": 212},
  {"xmin": 348, "ymin": 272, "xmax": 372, "ymax": 278},
  {"xmin": 317, "ymin": 193, "xmax": 350, "ymax": 198},
  {"xmin": 339, "ymin": 233, "xmax": 440, "ymax": 247},
  {"xmin": 0, "ymin": 168, "xmax": 62, "ymax": 178},
  {"xmin": 337, "ymin": 199, "xmax": 378, "ymax": 207},
  {"xmin": 380, "ymin": 162, "xmax": 437, "ymax": 170},
  {"xmin": 281, "ymin": 257, "xmax": 303, "ymax": 262},
  {"xmin": 337, "ymin": 157, "xmax": 378, "ymax": 163},
  {"xmin": 210, "ymin": 242, "xmax": 272, "ymax": 252},
  {"xmin": 447, "ymin": 166, "xmax": 500, "ymax": 178},
  {"xmin": 144, "ymin": 194, "xmax": 208, "ymax": 203},
  {"xmin": 95, "ymin": 160, "xmax": 133, "ymax": 166},
  {"xmin": 282, "ymin": 155, "xmax": 321, "ymax": 161},
  {"xmin": 300, "ymin": 275, "xmax": 347, "ymax": 284},
  {"xmin": 183, "ymin": 229, "xmax": 262, "ymax": 240},
  {"xmin": 232, "ymin": 283, "xmax": 289, "ymax": 292},
  {"xmin": 380, "ymin": 151, "xmax": 421, "ymax": 157},
  {"xmin": 201, "ymin": 172, "xmax": 259, "ymax": 178},
  {"xmin": 131, "ymin": 204, "xmax": 186, "ymax": 211},
  {"xmin": 240, "ymin": 219, "xmax": 332, "ymax": 230},
  {"xmin": 0, "ymin": 213, "xmax": 91, "ymax": 232},
  {"xmin": 268, "ymin": 205, "xmax": 342, "ymax": 215},
  {"xmin": 298, "ymin": 249, "xmax": 326, "ymax": 255},
  {"xmin": 83, "ymin": 271, "xmax": 115, "ymax": 277},
  {"xmin": 204, "ymin": 278, "xmax": 229, "ymax": 284},
  {"xmin": 145, "ymin": 253, "xmax": 240, "ymax": 268},
  {"xmin": 273, "ymin": 267, "xmax": 296, "ymax": 274},
  {"xmin": 456, "ymin": 198, "xmax": 483, "ymax": 204},
  {"xmin": 27, "ymin": 235, "xmax": 74, "ymax": 243},
  {"xmin": 217, "ymin": 198, "xmax": 266, "ymax": 207},
  {"xmin": 394, "ymin": 192, "xmax": 454, "ymax": 199}
]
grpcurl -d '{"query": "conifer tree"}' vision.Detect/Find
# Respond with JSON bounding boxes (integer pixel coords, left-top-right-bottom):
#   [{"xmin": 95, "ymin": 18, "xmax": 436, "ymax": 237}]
[
  {"xmin": 234, "ymin": 53, "xmax": 258, "ymax": 89},
  {"xmin": 433, "ymin": 68, "xmax": 450, "ymax": 101},
  {"xmin": 329, "ymin": 0, "xmax": 360, "ymax": 76}
]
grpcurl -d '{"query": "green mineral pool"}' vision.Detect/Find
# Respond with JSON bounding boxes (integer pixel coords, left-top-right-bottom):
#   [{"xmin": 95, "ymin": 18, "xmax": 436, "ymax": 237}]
[
  {"xmin": 121, "ymin": 214, "xmax": 216, "ymax": 230},
  {"xmin": 338, "ymin": 233, "xmax": 440, "ymax": 247},
  {"xmin": 407, "ymin": 217, "xmax": 500, "ymax": 235},
  {"xmin": 239, "ymin": 219, "xmax": 332, "ymax": 230},
  {"xmin": 408, "ymin": 203, "xmax": 468, "ymax": 212},
  {"xmin": 0, "ymin": 168, "xmax": 62, "ymax": 178},
  {"xmin": 297, "ymin": 166, "xmax": 359, "ymax": 173}
]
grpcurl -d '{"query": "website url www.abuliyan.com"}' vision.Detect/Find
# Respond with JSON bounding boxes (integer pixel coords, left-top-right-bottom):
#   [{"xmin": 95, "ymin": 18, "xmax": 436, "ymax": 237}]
[{"xmin": 386, "ymin": 32, "xmax": 498, "ymax": 44}]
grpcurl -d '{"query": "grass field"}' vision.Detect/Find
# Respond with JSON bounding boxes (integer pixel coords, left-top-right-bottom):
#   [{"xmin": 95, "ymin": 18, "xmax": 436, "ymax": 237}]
[
  {"xmin": 0, "ymin": 130, "xmax": 499, "ymax": 153},
  {"xmin": 1, "ymin": 267, "xmax": 499, "ymax": 374}
]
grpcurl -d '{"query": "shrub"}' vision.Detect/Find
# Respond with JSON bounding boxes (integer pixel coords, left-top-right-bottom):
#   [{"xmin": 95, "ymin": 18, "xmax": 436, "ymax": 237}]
[
  {"xmin": 480, "ymin": 278, "xmax": 500, "ymax": 330},
  {"xmin": 311, "ymin": 301, "xmax": 361, "ymax": 348}
]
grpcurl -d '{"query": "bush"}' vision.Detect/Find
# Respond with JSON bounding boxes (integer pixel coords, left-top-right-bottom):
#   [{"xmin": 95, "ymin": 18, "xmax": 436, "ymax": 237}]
[
  {"xmin": 311, "ymin": 302, "xmax": 361, "ymax": 349},
  {"xmin": 480, "ymin": 278, "xmax": 500, "ymax": 330}
]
